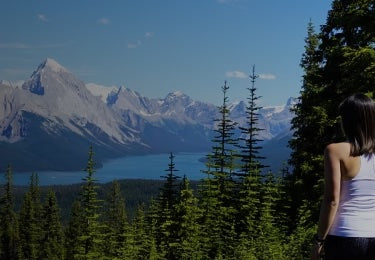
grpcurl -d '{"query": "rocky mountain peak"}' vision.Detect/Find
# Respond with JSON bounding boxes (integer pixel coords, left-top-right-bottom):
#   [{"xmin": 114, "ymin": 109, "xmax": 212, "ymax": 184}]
[
  {"xmin": 164, "ymin": 91, "xmax": 192, "ymax": 105},
  {"xmin": 286, "ymin": 96, "xmax": 298, "ymax": 107},
  {"xmin": 37, "ymin": 58, "xmax": 69, "ymax": 74}
]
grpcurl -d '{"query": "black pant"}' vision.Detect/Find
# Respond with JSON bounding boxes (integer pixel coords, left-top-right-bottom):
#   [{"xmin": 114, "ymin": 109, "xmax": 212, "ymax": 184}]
[{"xmin": 324, "ymin": 235, "xmax": 375, "ymax": 260}]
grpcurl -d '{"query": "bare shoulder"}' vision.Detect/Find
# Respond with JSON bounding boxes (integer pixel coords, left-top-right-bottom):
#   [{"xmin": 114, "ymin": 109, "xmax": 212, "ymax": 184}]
[
  {"xmin": 325, "ymin": 142, "xmax": 351, "ymax": 159},
  {"xmin": 325, "ymin": 142, "xmax": 359, "ymax": 179}
]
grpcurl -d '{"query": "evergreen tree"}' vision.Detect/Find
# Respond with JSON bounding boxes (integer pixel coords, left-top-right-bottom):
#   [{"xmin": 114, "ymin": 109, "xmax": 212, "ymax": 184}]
[
  {"xmin": 0, "ymin": 165, "xmax": 21, "ymax": 259},
  {"xmin": 146, "ymin": 199, "xmax": 162, "ymax": 260},
  {"xmin": 103, "ymin": 180, "xmax": 130, "ymax": 259},
  {"xmin": 236, "ymin": 166, "xmax": 260, "ymax": 248},
  {"xmin": 238, "ymin": 65, "xmax": 267, "ymax": 175},
  {"xmin": 289, "ymin": 0, "xmax": 375, "ymax": 226},
  {"xmin": 19, "ymin": 172, "xmax": 42, "ymax": 260},
  {"xmin": 288, "ymin": 20, "xmax": 326, "ymax": 226},
  {"xmin": 236, "ymin": 66, "xmax": 264, "ymax": 242},
  {"xmin": 65, "ymin": 200, "xmax": 83, "ymax": 260},
  {"xmin": 156, "ymin": 152, "xmax": 181, "ymax": 258},
  {"xmin": 75, "ymin": 146, "xmax": 104, "ymax": 259},
  {"xmin": 199, "ymin": 82, "xmax": 239, "ymax": 259},
  {"xmin": 39, "ymin": 189, "xmax": 64, "ymax": 259},
  {"xmin": 198, "ymin": 169, "xmax": 223, "ymax": 259},
  {"xmin": 171, "ymin": 176, "xmax": 202, "ymax": 259},
  {"xmin": 159, "ymin": 152, "xmax": 181, "ymax": 209},
  {"xmin": 255, "ymin": 172, "xmax": 286, "ymax": 260},
  {"xmin": 285, "ymin": 201, "xmax": 317, "ymax": 260},
  {"xmin": 132, "ymin": 203, "xmax": 158, "ymax": 259}
]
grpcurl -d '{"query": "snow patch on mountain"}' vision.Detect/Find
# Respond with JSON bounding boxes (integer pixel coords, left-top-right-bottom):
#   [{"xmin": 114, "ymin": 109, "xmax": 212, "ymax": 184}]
[
  {"xmin": 86, "ymin": 83, "xmax": 119, "ymax": 103},
  {"xmin": 0, "ymin": 80, "xmax": 24, "ymax": 88},
  {"xmin": 0, "ymin": 58, "xmax": 296, "ymax": 172}
]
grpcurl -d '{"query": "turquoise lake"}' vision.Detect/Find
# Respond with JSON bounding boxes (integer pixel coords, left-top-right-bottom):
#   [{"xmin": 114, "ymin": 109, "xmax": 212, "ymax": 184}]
[{"xmin": 11, "ymin": 152, "xmax": 208, "ymax": 186}]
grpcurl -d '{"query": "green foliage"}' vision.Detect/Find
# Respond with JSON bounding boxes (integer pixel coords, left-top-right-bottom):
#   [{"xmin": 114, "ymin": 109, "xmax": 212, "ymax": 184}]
[
  {"xmin": 19, "ymin": 172, "xmax": 42, "ymax": 260},
  {"xmin": 131, "ymin": 203, "xmax": 157, "ymax": 259},
  {"xmin": 39, "ymin": 189, "xmax": 65, "ymax": 259},
  {"xmin": 65, "ymin": 200, "xmax": 82, "ymax": 260},
  {"xmin": 75, "ymin": 146, "xmax": 105, "ymax": 259},
  {"xmin": 0, "ymin": 165, "xmax": 21, "ymax": 259},
  {"xmin": 238, "ymin": 65, "xmax": 267, "ymax": 174},
  {"xmin": 199, "ymin": 82, "xmax": 239, "ymax": 259},
  {"xmin": 289, "ymin": 0, "xmax": 375, "ymax": 229},
  {"xmin": 6, "ymin": 4, "xmax": 375, "ymax": 256},
  {"xmin": 102, "ymin": 180, "xmax": 131, "ymax": 259},
  {"xmin": 171, "ymin": 176, "xmax": 203, "ymax": 259}
]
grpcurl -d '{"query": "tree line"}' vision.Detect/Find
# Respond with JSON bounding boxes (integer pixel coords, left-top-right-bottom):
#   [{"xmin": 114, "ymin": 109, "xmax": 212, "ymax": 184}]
[
  {"xmin": 2, "ymin": 0, "xmax": 375, "ymax": 259},
  {"xmin": 0, "ymin": 68, "xmax": 291, "ymax": 259}
]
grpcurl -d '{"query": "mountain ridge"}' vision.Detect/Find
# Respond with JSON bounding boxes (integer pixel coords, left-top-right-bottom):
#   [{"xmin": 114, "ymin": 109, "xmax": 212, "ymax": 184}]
[{"xmin": 0, "ymin": 58, "xmax": 294, "ymax": 172}]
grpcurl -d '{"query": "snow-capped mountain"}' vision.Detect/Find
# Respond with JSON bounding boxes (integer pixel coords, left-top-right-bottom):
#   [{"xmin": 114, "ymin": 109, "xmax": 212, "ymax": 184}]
[
  {"xmin": 0, "ymin": 59, "xmax": 146, "ymax": 171},
  {"xmin": 86, "ymin": 83, "xmax": 294, "ymax": 141},
  {"xmin": 0, "ymin": 58, "xmax": 294, "ymax": 172},
  {"xmin": 1, "ymin": 58, "xmax": 139, "ymax": 144}
]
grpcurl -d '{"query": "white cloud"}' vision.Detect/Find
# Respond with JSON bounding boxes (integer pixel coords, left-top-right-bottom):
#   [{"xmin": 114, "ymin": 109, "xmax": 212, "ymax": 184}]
[
  {"xmin": 259, "ymin": 73, "xmax": 276, "ymax": 80},
  {"xmin": 144, "ymin": 32, "xmax": 154, "ymax": 38},
  {"xmin": 37, "ymin": 14, "xmax": 48, "ymax": 22},
  {"xmin": 98, "ymin": 18, "xmax": 110, "ymax": 25},
  {"xmin": 127, "ymin": 40, "xmax": 142, "ymax": 49},
  {"xmin": 226, "ymin": 70, "xmax": 247, "ymax": 79}
]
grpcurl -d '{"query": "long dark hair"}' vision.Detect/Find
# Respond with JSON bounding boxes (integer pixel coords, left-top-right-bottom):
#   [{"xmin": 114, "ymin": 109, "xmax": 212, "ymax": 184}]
[{"xmin": 339, "ymin": 93, "xmax": 375, "ymax": 156}]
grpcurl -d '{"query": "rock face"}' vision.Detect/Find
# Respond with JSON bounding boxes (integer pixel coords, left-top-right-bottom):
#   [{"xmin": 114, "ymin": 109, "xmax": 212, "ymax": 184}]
[{"xmin": 0, "ymin": 58, "xmax": 295, "ymax": 172}]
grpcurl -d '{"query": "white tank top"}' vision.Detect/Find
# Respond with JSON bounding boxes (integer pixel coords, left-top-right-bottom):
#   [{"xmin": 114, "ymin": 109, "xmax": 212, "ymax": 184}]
[{"xmin": 329, "ymin": 154, "xmax": 375, "ymax": 237}]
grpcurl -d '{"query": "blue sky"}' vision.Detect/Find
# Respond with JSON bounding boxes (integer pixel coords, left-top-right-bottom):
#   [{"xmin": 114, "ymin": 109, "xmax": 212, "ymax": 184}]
[{"xmin": 0, "ymin": 0, "xmax": 332, "ymax": 106}]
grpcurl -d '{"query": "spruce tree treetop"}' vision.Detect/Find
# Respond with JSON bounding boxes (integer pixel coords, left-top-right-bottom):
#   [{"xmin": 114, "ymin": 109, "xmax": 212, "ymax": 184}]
[{"xmin": 238, "ymin": 65, "xmax": 267, "ymax": 176}]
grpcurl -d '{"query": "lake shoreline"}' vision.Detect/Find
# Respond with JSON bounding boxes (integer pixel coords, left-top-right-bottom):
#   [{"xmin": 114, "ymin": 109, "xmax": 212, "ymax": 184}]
[{"xmin": 8, "ymin": 152, "xmax": 208, "ymax": 186}]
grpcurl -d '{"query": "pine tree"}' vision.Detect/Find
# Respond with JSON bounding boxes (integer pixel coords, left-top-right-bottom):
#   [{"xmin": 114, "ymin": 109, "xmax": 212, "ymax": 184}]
[
  {"xmin": 0, "ymin": 165, "xmax": 21, "ymax": 259},
  {"xmin": 238, "ymin": 65, "xmax": 267, "ymax": 175},
  {"xmin": 171, "ymin": 176, "xmax": 202, "ymax": 259},
  {"xmin": 289, "ymin": 1, "xmax": 375, "ymax": 226},
  {"xmin": 156, "ymin": 152, "xmax": 181, "ymax": 258},
  {"xmin": 288, "ymin": 20, "xmax": 326, "ymax": 226},
  {"xmin": 236, "ymin": 66, "xmax": 264, "ymax": 243},
  {"xmin": 132, "ymin": 203, "xmax": 157, "ymax": 259},
  {"xmin": 159, "ymin": 152, "xmax": 181, "ymax": 209},
  {"xmin": 146, "ymin": 199, "xmax": 161, "ymax": 260},
  {"xmin": 19, "ymin": 172, "xmax": 42, "ymax": 260},
  {"xmin": 39, "ymin": 189, "xmax": 64, "ymax": 259},
  {"xmin": 65, "ymin": 200, "xmax": 83, "ymax": 260},
  {"xmin": 103, "ymin": 180, "xmax": 130, "ymax": 259},
  {"xmin": 199, "ymin": 82, "xmax": 239, "ymax": 259},
  {"xmin": 255, "ymin": 172, "xmax": 286, "ymax": 260},
  {"xmin": 198, "ymin": 163, "xmax": 221, "ymax": 259},
  {"xmin": 75, "ymin": 146, "xmax": 104, "ymax": 258}
]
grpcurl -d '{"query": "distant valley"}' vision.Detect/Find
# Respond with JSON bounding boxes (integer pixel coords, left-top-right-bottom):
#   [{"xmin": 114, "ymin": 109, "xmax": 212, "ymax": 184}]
[{"xmin": 0, "ymin": 58, "xmax": 294, "ymax": 174}]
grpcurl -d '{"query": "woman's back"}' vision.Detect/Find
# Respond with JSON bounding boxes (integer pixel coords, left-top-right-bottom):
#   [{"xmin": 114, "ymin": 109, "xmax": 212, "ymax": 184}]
[{"xmin": 329, "ymin": 153, "xmax": 375, "ymax": 237}]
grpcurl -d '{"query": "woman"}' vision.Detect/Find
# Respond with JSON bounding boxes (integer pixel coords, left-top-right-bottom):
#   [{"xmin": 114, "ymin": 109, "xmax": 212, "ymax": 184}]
[{"xmin": 312, "ymin": 93, "xmax": 375, "ymax": 260}]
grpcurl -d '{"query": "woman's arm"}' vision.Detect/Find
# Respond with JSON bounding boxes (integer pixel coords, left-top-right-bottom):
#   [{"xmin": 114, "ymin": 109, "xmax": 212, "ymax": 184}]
[
  {"xmin": 316, "ymin": 144, "xmax": 342, "ymax": 238},
  {"xmin": 311, "ymin": 144, "xmax": 342, "ymax": 260}
]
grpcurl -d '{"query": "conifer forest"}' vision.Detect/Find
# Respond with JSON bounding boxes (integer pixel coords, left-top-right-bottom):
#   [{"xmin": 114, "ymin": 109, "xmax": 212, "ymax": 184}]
[{"xmin": 2, "ymin": 1, "xmax": 375, "ymax": 259}]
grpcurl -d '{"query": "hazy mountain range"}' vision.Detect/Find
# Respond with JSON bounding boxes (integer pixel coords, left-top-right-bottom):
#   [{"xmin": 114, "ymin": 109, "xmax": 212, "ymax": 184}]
[{"xmin": 0, "ymin": 58, "xmax": 294, "ymax": 173}]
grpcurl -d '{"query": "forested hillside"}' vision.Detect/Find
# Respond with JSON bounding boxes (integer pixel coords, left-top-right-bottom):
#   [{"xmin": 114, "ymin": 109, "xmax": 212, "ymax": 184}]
[
  {"xmin": 1, "ymin": 1, "xmax": 375, "ymax": 259},
  {"xmin": 10, "ymin": 179, "xmax": 178, "ymax": 224}
]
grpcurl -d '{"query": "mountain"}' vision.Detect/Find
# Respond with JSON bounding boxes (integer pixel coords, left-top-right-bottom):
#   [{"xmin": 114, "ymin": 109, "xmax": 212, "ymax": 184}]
[
  {"xmin": 0, "ymin": 59, "xmax": 146, "ymax": 171},
  {"xmin": 86, "ymin": 85, "xmax": 217, "ymax": 153},
  {"xmin": 228, "ymin": 98, "xmax": 295, "ymax": 173},
  {"xmin": 0, "ymin": 58, "xmax": 294, "ymax": 173},
  {"xmin": 87, "ymin": 83, "xmax": 296, "ymax": 173}
]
